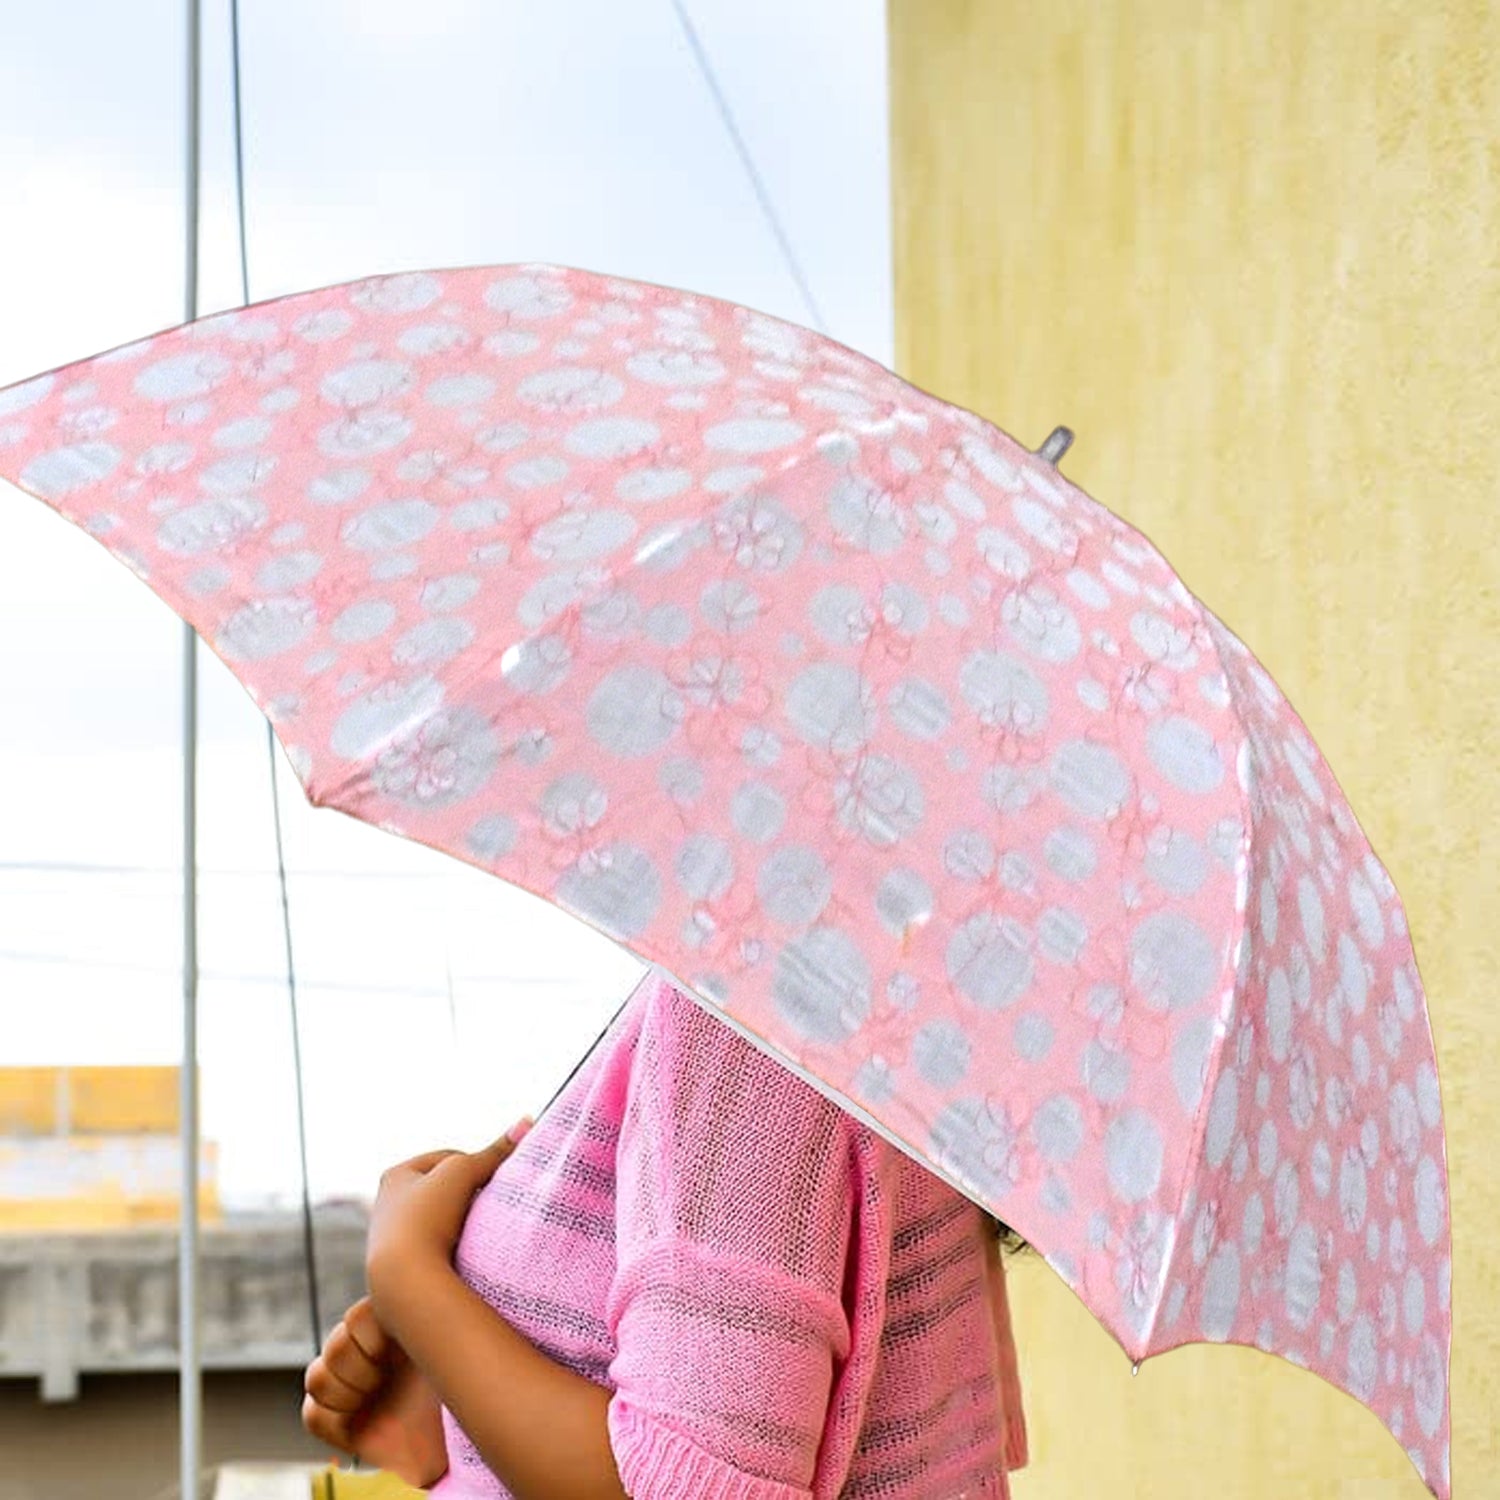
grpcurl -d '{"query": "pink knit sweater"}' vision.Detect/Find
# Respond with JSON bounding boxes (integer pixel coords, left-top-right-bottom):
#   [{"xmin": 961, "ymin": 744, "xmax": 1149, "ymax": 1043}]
[{"xmin": 430, "ymin": 968, "xmax": 1028, "ymax": 1499}]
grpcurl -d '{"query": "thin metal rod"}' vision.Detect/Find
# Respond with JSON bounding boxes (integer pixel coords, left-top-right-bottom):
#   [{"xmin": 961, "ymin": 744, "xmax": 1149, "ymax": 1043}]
[{"xmin": 180, "ymin": 0, "xmax": 203, "ymax": 1495}]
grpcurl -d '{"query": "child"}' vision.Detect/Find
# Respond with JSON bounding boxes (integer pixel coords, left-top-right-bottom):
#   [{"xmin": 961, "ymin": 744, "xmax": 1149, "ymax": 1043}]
[{"xmin": 302, "ymin": 967, "xmax": 1028, "ymax": 1498}]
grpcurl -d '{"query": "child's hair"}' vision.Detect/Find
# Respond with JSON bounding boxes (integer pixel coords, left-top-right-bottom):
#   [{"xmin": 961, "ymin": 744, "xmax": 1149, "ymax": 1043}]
[{"xmin": 981, "ymin": 1211, "xmax": 1029, "ymax": 1255}]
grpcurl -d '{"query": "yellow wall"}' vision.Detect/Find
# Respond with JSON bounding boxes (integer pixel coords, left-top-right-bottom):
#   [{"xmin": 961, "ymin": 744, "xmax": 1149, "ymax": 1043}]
[
  {"xmin": 0, "ymin": 1065, "xmax": 180, "ymax": 1134},
  {"xmin": 0, "ymin": 1066, "xmax": 219, "ymax": 1227},
  {"xmin": 889, "ymin": 4, "xmax": 1497, "ymax": 1496}
]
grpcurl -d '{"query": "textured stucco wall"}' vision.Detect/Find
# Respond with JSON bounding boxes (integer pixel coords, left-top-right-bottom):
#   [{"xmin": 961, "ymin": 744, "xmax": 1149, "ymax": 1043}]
[{"xmin": 889, "ymin": 4, "xmax": 1497, "ymax": 1495}]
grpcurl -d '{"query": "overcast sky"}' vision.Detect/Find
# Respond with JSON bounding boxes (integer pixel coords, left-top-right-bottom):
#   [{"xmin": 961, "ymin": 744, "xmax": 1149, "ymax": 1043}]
[{"xmin": 0, "ymin": 0, "xmax": 893, "ymax": 1205}]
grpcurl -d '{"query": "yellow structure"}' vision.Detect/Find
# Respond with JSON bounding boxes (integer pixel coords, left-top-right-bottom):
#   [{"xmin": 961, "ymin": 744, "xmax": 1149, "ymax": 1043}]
[
  {"xmin": 215, "ymin": 1467, "xmax": 422, "ymax": 1500},
  {"xmin": 0, "ymin": 1065, "xmax": 219, "ymax": 1229},
  {"xmin": 317, "ymin": 1471, "xmax": 423, "ymax": 1499},
  {"xmin": 0, "ymin": 1064, "xmax": 180, "ymax": 1134},
  {"xmin": 889, "ymin": 3, "xmax": 1497, "ymax": 1496}
]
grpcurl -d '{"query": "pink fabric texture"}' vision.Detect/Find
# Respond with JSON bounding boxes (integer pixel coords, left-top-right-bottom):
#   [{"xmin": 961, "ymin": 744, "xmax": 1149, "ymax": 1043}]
[{"xmin": 430, "ymin": 967, "xmax": 1027, "ymax": 1499}]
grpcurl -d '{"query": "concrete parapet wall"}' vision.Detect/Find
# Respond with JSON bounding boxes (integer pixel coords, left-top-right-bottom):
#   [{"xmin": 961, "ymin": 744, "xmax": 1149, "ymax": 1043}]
[{"xmin": 0, "ymin": 1206, "xmax": 368, "ymax": 1399}]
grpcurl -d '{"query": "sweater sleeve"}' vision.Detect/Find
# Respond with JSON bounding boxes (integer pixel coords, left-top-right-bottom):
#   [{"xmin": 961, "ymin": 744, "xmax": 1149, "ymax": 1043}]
[{"xmin": 604, "ymin": 974, "xmax": 858, "ymax": 1500}]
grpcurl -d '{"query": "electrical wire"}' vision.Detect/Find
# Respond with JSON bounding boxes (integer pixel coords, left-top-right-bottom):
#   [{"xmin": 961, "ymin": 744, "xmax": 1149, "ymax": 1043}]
[
  {"xmin": 226, "ymin": 0, "xmax": 323, "ymax": 1357},
  {"xmin": 268, "ymin": 713, "xmax": 322, "ymax": 1349},
  {"xmin": 667, "ymin": 0, "xmax": 828, "ymax": 336},
  {"xmin": 0, "ymin": 944, "xmax": 587, "ymax": 994},
  {"xmin": 0, "ymin": 858, "xmax": 459, "ymax": 879}
]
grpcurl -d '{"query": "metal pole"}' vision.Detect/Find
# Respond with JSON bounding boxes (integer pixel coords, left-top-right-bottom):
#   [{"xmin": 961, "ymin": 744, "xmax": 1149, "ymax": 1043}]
[{"xmin": 181, "ymin": 0, "xmax": 203, "ymax": 1494}]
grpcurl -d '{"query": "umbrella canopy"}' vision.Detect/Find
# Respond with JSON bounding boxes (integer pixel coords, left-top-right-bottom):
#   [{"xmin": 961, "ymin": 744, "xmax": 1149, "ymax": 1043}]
[{"xmin": 0, "ymin": 263, "xmax": 1451, "ymax": 1495}]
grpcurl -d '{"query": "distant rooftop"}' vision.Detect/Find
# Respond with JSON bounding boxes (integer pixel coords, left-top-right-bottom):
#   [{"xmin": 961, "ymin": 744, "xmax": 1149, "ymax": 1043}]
[
  {"xmin": 0, "ymin": 1066, "xmax": 367, "ymax": 1398},
  {"xmin": 0, "ymin": 1204, "xmax": 368, "ymax": 1399}
]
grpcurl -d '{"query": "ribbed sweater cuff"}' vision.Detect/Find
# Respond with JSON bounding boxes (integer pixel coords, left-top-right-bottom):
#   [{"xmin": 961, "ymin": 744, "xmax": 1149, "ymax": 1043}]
[{"xmin": 608, "ymin": 1396, "xmax": 814, "ymax": 1500}]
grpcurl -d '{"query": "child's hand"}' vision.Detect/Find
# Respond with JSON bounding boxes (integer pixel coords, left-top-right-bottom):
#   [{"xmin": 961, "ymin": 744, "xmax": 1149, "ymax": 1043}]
[
  {"xmin": 301, "ymin": 1295, "xmax": 447, "ymax": 1488},
  {"xmin": 366, "ymin": 1119, "xmax": 533, "ymax": 1298}
]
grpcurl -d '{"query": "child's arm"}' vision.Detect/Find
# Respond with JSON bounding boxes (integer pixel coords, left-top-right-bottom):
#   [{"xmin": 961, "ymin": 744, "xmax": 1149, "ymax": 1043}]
[
  {"xmin": 370, "ymin": 1253, "xmax": 628, "ymax": 1500},
  {"xmin": 363, "ymin": 1126, "xmax": 628, "ymax": 1500}
]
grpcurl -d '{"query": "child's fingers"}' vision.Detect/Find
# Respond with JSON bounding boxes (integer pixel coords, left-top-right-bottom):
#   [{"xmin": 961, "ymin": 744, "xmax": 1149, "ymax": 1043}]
[
  {"xmin": 430, "ymin": 1143, "xmax": 509, "ymax": 1198},
  {"xmin": 387, "ymin": 1120, "xmax": 531, "ymax": 1186},
  {"xmin": 463, "ymin": 1125, "xmax": 529, "ymax": 1180},
  {"xmin": 301, "ymin": 1392, "xmax": 357, "ymax": 1455},
  {"xmin": 321, "ymin": 1318, "xmax": 384, "ymax": 1394},
  {"xmin": 483, "ymin": 1117, "xmax": 535, "ymax": 1164},
  {"xmin": 342, "ymin": 1295, "xmax": 393, "ymax": 1367},
  {"xmin": 428, "ymin": 1118, "xmax": 532, "ymax": 1191},
  {"xmin": 304, "ymin": 1354, "xmax": 367, "ymax": 1414},
  {"xmin": 391, "ymin": 1147, "xmax": 462, "ymax": 1177}
]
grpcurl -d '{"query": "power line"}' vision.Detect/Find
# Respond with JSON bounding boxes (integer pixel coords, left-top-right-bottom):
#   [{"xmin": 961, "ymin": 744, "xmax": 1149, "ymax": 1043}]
[
  {"xmin": 667, "ymin": 0, "xmax": 828, "ymax": 336},
  {"xmin": 0, "ymin": 859, "xmax": 463, "ymax": 879},
  {"xmin": 226, "ymin": 0, "xmax": 321, "ymax": 1355},
  {"xmin": 0, "ymin": 943, "xmax": 594, "ymax": 994},
  {"xmin": 228, "ymin": 0, "xmax": 251, "ymax": 311}
]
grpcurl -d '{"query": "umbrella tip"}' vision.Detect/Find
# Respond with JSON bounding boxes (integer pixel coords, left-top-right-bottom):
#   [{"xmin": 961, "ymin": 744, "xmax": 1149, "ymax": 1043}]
[{"xmin": 1037, "ymin": 426, "xmax": 1075, "ymax": 465}]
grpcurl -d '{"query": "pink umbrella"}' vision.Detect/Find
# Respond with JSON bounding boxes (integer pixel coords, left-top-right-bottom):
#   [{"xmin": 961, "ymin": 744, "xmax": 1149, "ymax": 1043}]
[{"xmin": 0, "ymin": 263, "xmax": 1452, "ymax": 1495}]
